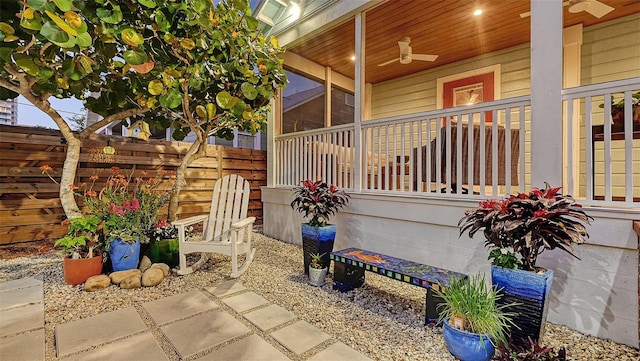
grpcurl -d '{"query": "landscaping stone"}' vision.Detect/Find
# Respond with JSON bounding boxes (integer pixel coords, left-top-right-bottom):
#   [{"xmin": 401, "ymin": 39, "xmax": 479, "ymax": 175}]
[
  {"xmin": 138, "ymin": 256, "xmax": 152, "ymax": 273},
  {"xmin": 150, "ymin": 263, "xmax": 170, "ymax": 277},
  {"xmin": 119, "ymin": 275, "xmax": 141, "ymax": 289},
  {"xmin": 83, "ymin": 275, "xmax": 111, "ymax": 292},
  {"xmin": 109, "ymin": 269, "xmax": 141, "ymax": 285},
  {"xmin": 141, "ymin": 268, "xmax": 163, "ymax": 287}
]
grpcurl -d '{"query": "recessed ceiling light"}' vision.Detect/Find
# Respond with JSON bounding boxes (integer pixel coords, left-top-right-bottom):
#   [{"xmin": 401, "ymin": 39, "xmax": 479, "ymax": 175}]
[
  {"xmin": 350, "ymin": 55, "xmax": 356, "ymax": 61},
  {"xmin": 473, "ymin": 9, "xmax": 483, "ymax": 16}
]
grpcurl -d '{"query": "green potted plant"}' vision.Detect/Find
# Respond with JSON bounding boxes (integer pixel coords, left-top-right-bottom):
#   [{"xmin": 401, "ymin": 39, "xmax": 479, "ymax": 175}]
[
  {"xmin": 291, "ymin": 180, "xmax": 350, "ymax": 275},
  {"xmin": 433, "ymin": 274, "xmax": 516, "ymax": 361},
  {"xmin": 308, "ymin": 252, "xmax": 328, "ymax": 286},
  {"xmin": 458, "ymin": 183, "xmax": 592, "ymax": 346},
  {"xmin": 148, "ymin": 219, "xmax": 179, "ymax": 268},
  {"xmin": 55, "ymin": 216, "xmax": 104, "ymax": 286},
  {"xmin": 599, "ymin": 91, "xmax": 640, "ymax": 124}
]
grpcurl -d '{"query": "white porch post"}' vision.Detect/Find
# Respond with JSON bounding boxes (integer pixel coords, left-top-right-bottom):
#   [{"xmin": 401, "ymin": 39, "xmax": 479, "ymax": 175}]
[
  {"xmin": 530, "ymin": 0, "xmax": 563, "ymax": 188},
  {"xmin": 266, "ymin": 93, "xmax": 282, "ymax": 188},
  {"xmin": 353, "ymin": 11, "xmax": 365, "ymax": 192}
]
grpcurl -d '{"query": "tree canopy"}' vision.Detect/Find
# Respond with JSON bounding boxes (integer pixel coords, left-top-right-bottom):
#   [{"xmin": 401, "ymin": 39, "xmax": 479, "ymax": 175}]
[{"xmin": 0, "ymin": 0, "xmax": 287, "ymax": 219}]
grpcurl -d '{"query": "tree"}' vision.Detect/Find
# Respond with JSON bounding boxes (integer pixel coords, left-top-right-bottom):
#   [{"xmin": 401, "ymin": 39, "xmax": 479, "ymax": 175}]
[
  {"xmin": 0, "ymin": 0, "xmax": 286, "ymax": 221},
  {"xmin": 0, "ymin": 0, "xmax": 154, "ymax": 218},
  {"xmin": 69, "ymin": 111, "xmax": 86, "ymax": 131}
]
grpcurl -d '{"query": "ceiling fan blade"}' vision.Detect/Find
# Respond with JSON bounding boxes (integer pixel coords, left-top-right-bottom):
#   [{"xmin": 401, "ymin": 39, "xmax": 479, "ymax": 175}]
[
  {"xmin": 378, "ymin": 58, "xmax": 399, "ymax": 67},
  {"xmin": 412, "ymin": 54, "xmax": 438, "ymax": 62},
  {"xmin": 585, "ymin": 0, "xmax": 614, "ymax": 18}
]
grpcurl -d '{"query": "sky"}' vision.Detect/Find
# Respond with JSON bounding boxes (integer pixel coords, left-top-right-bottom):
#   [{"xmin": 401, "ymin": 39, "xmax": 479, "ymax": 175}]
[{"xmin": 17, "ymin": 96, "xmax": 85, "ymax": 129}]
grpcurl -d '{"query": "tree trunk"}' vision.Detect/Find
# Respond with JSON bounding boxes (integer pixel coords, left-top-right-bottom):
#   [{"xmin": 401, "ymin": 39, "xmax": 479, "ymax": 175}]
[
  {"xmin": 168, "ymin": 133, "xmax": 208, "ymax": 221},
  {"xmin": 59, "ymin": 137, "xmax": 83, "ymax": 219}
]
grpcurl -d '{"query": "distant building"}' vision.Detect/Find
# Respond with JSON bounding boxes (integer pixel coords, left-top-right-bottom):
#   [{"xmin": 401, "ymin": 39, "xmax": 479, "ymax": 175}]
[{"xmin": 0, "ymin": 98, "xmax": 18, "ymax": 125}]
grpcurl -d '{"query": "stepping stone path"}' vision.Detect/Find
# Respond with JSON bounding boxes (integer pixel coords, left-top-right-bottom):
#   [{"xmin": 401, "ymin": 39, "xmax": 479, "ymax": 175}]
[
  {"xmin": 0, "ymin": 276, "xmax": 45, "ymax": 361},
  {"xmin": 0, "ymin": 277, "xmax": 373, "ymax": 360}
]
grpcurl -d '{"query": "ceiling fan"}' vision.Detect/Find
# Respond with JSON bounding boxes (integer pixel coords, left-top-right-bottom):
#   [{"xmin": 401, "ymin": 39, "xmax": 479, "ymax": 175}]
[
  {"xmin": 377, "ymin": 37, "xmax": 438, "ymax": 67},
  {"xmin": 519, "ymin": 0, "xmax": 614, "ymax": 19}
]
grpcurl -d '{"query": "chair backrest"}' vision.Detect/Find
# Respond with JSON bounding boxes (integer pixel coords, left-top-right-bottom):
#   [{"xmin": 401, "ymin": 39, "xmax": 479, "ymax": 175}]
[{"xmin": 204, "ymin": 174, "xmax": 251, "ymax": 241}]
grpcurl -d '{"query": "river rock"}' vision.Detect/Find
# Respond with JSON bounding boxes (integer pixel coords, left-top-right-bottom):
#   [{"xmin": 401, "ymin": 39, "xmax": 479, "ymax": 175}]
[
  {"xmin": 141, "ymin": 268, "xmax": 164, "ymax": 287},
  {"xmin": 138, "ymin": 256, "xmax": 152, "ymax": 272},
  {"xmin": 120, "ymin": 275, "xmax": 141, "ymax": 289},
  {"xmin": 84, "ymin": 275, "xmax": 110, "ymax": 292},
  {"xmin": 150, "ymin": 263, "xmax": 170, "ymax": 277},
  {"xmin": 110, "ymin": 269, "xmax": 141, "ymax": 284}
]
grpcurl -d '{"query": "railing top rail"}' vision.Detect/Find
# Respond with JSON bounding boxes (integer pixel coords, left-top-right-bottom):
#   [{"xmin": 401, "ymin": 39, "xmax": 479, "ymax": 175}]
[
  {"xmin": 562, "ymin": 77, "xmax": 640, "ymax": 99},
  {"xmin": 362, "ymin": 95, "xmax": 531, "ymax": 128},
  {"xmin": 275, "ymin": 123, "xmax": 355, "ymax": 140}
]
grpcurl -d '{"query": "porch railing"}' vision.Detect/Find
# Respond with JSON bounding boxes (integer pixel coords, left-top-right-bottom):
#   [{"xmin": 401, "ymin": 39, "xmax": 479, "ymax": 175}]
[
  {"xmin": 274, "ymin": 78, "xmax": 639, "ymax": 208},
  {"xmin": 563, "ymin": 77, "xmax": 640, "ymax": 207}
]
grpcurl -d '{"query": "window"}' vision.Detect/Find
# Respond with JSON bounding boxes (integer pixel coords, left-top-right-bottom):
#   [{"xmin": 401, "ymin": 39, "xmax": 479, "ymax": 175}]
[
  {"xmin": 282, "ymin": 70, "xmax": 325, "ymax": 133},
  {"xmin": 331, "ymin": 86, "xmax": 354, "ymax": 126}
]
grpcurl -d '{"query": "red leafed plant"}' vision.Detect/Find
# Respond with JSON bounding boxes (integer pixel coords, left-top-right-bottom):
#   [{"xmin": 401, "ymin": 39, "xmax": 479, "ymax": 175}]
[
  {"xmin": 290, "ymin": 180, "xmax": 350, "ymax": 227},
  {"xmin": 458, "ymin": 183, "xmax": 593, "ymax": 272}
]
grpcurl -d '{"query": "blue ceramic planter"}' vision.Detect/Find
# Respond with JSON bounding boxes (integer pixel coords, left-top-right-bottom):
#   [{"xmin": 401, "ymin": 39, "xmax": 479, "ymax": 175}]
[
  {"xmin": 301, "ymin": 223, "xmax": 336, "ymax": 275},
  {"xmin": 491, "ymin": 265, "xmax": 554, "ymax": 346},
  {"xmin": 443, "ymin": 318, "xmax": 495, "ymax": 361},
  {"xmin": 109, "ymin": 237, "xmax": 141, "ymax": 271}
]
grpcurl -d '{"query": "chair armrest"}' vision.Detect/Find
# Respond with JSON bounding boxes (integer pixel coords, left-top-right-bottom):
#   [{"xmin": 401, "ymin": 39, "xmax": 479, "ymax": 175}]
[
  {"xmin": 172, "ymin": 215, "xmax": 209, "ymax": 227},
  {"xmin": 231, "ymin": 217, "xmax": 256, "ymax": 230}
]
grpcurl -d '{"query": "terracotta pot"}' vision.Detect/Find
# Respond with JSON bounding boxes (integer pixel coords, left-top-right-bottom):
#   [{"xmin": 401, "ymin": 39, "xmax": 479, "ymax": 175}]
[{"xmin": 63, "ymin": 254, "xmax": 104, "ymax": 285}]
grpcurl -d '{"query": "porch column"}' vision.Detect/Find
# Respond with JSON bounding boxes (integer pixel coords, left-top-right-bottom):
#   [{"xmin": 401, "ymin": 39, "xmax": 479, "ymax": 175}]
[
  {"xmin": 563, "ymin": 24, "xmax": 583, "ymax": 194},
  {"xmin": 353, "ymin": 11, "xmax": 365, "ymax": 192},
  {"xmin": 325, "ymin": 66, "xmax": 332, "ymax": 127},
  {"xmin": 530, "ymin": 0, "xmax": 563, "ymax": 187},
  {"xmin": 266, "ymin": 92, "xmax": 282, "ymax": 188}
]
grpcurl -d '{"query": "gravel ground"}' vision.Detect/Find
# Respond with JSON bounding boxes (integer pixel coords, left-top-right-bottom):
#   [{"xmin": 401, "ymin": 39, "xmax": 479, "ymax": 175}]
[{"xmin": 1, "ymin": 233, "xmax": 638, "ymax": 361}]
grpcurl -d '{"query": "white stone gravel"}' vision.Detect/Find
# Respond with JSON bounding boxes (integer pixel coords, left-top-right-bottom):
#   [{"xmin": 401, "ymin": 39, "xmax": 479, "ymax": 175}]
[{"xmin": 1, "ymin": 233, "xmax": 638, "ymax": 361}]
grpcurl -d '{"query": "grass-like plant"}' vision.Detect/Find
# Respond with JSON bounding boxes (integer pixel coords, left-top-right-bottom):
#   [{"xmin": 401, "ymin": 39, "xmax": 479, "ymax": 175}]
[
  {"xmin": 309, "ymin": 252, "xmax": 326, "ymax": 269},
  {"xmin": 434, "ymin": 274, "xmax": 518, "ymax": 346}
]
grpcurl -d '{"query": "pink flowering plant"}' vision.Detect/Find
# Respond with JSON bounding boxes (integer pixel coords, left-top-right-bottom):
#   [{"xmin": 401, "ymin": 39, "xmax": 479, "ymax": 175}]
[
  {"xmin": 290, "ymin": 180, "xmax": 350, "ymax": 227},
  {"xmin": 458, "ymin": 183, "xmax": 593, "ymax": 272},
  {"xmin": 81, "ymin": 167, "xmax": 173, "ymax": 244},
  {"xmin": 41, "ymin": 165, "xmax": 173, "ymax": 245}
]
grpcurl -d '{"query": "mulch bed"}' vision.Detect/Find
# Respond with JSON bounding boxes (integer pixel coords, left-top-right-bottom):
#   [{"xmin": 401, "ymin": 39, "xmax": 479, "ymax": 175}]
[{"xmin": 0, "ymin": 239, "xmax": 57, "ymax": 260}]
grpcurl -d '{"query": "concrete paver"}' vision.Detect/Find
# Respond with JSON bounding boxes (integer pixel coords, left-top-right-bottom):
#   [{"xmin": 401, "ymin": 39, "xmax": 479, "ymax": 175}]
[
  {"xmin": 243, "ymin": 304, "xmax": 296, "ymax": 331},
  {"xmin": 0, "ymin": 329, "xmax": 45, "ymax": 361},
  {"xmin": 195, "ymin": 334, "xmax": 291, "ymax": 361},
  {"xmin": 55, "ymin": 306, "xmax": 147, "ymax": 357},
  {"xmin": 0, "ymin": 285, "xmax": 42, "ymax": 310},
  {"xmin": 1, "ymin": 277, "xmax": 373, "ymax": 361},
  {"xmin": 271, "ymin": 321, "xmax": 331, "ymax": 356},
  {"xmin": 143, "ymin": 289, "xmax": 218, "ymax": 325},
  {"xmin": 0, "ymin": 303, "xmax": 43, "ymax": 337},
  {"xmin": 308, "ymin": 342, "xmax": 375, "ymax": 361},
  {"xmin": 206, "ymin": 280, "xmax": 247, "ymax": 297},
  {"xmin": 0, "ymin": 277, "xmax": 42, "ymax": 293},
  {"xmin": 161, "ymin": 308, "xmax": 251, "ymax": 359},
  {"xmin": 221, "ymin": 291, "xmax": 270, "ymax": 313},
  {"xmin": 65, "ymin": 332, "xmax": 168, "ymax": 361}
]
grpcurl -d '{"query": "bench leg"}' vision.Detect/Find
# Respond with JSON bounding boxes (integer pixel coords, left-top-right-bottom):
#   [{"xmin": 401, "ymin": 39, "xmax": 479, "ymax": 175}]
[
  {"xmin": 425, "ymin": 286, "xmax": 445, "ymax": 326},
  {"xmin": 332, "ymin": 262, "xmax": 365, "ymax": 292}
]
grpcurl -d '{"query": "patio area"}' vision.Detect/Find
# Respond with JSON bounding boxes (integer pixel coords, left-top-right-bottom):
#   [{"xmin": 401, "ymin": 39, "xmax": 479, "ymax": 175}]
[{"xmin": 1, "ymin": 232, "xmax": 639, "ymax": 361}]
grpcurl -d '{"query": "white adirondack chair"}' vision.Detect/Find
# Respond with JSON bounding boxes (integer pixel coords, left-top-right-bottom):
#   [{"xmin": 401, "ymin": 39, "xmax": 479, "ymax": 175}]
[{"xmin": 172, "ymin": 174, "xmax": 256, "ymax": 278}]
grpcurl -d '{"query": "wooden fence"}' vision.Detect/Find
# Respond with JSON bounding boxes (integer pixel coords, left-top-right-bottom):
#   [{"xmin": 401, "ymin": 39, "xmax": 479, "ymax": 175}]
[{"xmin": 0, "ymin": 125, "xmax": 267, "ymax": 245}]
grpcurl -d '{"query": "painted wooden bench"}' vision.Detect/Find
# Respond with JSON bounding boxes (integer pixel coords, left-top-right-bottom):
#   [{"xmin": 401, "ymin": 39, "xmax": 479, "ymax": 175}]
[{"xmin": 330, "ymin": 247, "xmax": 467, "ymax": 325}]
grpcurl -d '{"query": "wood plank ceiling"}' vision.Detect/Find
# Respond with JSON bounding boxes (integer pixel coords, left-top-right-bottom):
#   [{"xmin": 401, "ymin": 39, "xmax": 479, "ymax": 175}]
[{"xmin": 287, "ymin": 0, "xmax": 640, "ymax": 85}]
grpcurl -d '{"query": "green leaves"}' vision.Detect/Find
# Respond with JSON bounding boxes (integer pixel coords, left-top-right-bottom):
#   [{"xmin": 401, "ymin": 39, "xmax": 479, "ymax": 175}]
[
  {"xmin": 121, "ymin": 29, "xmax": 144, "ymax": 47},
  {"xmin": 96, "ymin": 4, "xmax": 123, "ymax": 24},
  {"xmin": 123, "ymin": 49, "xmax": 148, "ymax": 65},
  {"xmin": 241, "ymin": 82, "xmax": 257, "ymax": 100}
]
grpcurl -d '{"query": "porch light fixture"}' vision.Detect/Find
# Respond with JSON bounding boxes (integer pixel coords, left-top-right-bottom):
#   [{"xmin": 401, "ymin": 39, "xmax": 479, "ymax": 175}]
[{"xmin": 473, "ymin": 9, "xmax": 483, "ymax": 16}]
